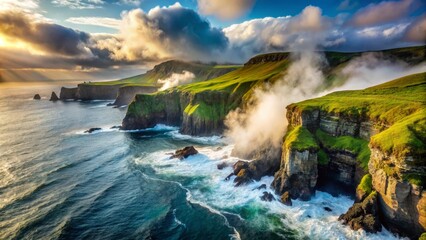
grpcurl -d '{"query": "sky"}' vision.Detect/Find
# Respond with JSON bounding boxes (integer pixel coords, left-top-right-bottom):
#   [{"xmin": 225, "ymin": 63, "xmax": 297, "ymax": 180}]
[{"xmin": 0, "ymin": 0, "xmax": 425, "ymax": 82}]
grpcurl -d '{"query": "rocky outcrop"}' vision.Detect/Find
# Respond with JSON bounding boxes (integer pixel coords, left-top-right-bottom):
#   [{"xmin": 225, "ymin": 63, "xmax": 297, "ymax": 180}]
[
  {"xmin": 50, "ymin": 91, "xmax": 59, "ymax": 101},
  {"xmin": 33, "ymin": 94, "xmax": 41, "ymax": 100},
  {"xmin": 122, "ymin": 91, "xmax": 182, "ymax": 130},
  {"xmin": 170, "ymin": 146, "xmax": 198, "ymax": 160},
  {"xmin": 112, "ymin": 86, "xmax": 158, "ymax": 106},
  {"xmin": 339, "ymin": 191, "xmax": 382, "ymax": 233},
  {"xmin": 273, "ymin": 148, "xmax": 318, "ymax": 200},
  {"xmin": 231, "ymin": 147, "xmax": 282, "ymax": 186},
  {"xmin": 60, "ymin": 87, "xmax": 78, "ymax": 100},
  {"xmin": 369, "ymin": 148, "xmax": 426, "ymax": 238},
  {"xmin": 75, "ymin": 84, "xmax": 121, "ymax": 100},
  {"xmin": 277, "ymin": 96, "xmax": 426, "ymax": 238}
]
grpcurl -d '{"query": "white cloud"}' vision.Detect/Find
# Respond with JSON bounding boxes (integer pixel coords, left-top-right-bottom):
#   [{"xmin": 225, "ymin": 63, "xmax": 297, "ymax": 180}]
[
  {"xmin": 51, "ymin": 0, "xmax": 105, "ymax": 9},
  {"xmin": 404, "ymin": 14, "xmax": 426, "ymax": 42},
  {"xmin": 198, "ymin": 0, "xmax": 255, "ymax": 20},
  {"xmin": 119, "ymin": 0, "xmax": 141, "ymax": 6},
  {"xmin": 66, "ymin": 17, "xmax": 121, "ymax": 29}
]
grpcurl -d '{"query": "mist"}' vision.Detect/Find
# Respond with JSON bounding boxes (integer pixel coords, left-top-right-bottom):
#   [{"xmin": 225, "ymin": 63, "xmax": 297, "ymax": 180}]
[
  {"xmin": 225, "ymin": 51, "xmax": 327, "ymax": 156},
  {"xmin": 225, "ymin": 51, "xmax": 426, "ymax": 158},
  {"xmin": 326, "ymin": 53, "xmax": 426, "ymax": 92},
  {"xmin": 158, "ymin": 71, "xmax": 195, "ymax": 90}
]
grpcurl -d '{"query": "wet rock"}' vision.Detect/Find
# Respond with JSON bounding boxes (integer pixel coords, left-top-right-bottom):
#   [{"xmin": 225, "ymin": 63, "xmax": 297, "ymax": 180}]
[
  {"xmin": 216, "ymin": 147, "xmax": 223, "ymax": 151},
  {"xmin": 50, "ymin": 91, "xmax": 59, "ymax": 101},
  {"xmin": 280, "ymin": 191, "xmax": 292, "ymax": 206},
  {"xmin": 33, "ymin": 94, "xmax": 41, "ymax": 100},
  {"xmin": 324, "ymin": 207, "xmax": 333, "ymax": 212},
  {"xmin": 260, "ymin": 192, "xmax": 275, "ymax": 202},
  {"xmin": 110, "ymin": 125, "xmax": 121, "ymax": 129},
  {"xmin": 224, "ymin": 173, "xmax": 233, "ymax": 181},
  {"xmin": 84, "ymin": 128, "xmax": 102, "ymax": 133},
  {"xmin": 254, "ymin": 184, "xmax": 267, "ymax": 190},
  {"xmin": 234, "ymin": 168, "xmax": 253, "ymax": 186},
  {"xmin": 339, "ymin": 191, "xmax": 381, "ymax": 233},
  {"xmin": 170, "ymin": 146, "xmax": 198, "ymax": 160},
  {"xmin": 217, "ymin": 162, "xmax": 228, "ymax": 170}
]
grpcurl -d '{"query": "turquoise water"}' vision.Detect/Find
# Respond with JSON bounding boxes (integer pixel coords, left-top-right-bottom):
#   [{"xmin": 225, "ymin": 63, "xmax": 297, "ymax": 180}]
[{"xmin": 0, "ymin": 85, "xmax": 400, "ymax": 240}]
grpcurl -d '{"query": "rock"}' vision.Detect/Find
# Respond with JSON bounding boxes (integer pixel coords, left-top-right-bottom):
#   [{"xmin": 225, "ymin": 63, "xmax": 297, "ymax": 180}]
[
  {"xmin": 50, "ymin": 91, "xmax": 59, "ymax": 101},
  {"xmin": 110, "ymin": 125, "xmax": 121, "ymax": 129},
  {"xmin": 280, "ymin": 191, "xmax": 292, "ymax": 206},
  {"xmin": 217, "ymin": 162, "xmax": 228, "ymax": 170},
  {"xmin": 170, "ymin": 146, "xmax": 198, "ymax": 160},
  {"xmin": 216, "ymin": 147, "xmax": 223, "ymax": 151},
  {"xmin": 324, "ymin": 207, "xmax": 333, "ymax": 212},
  {"xmin": 260, "ymin": 192, "xmax": 275, "ymax": 202},
  {"xmin": 272, "ymin": 149, "xmax": 318, "ymax": 200},
  {"xmin": 234, "ymin": 169, "xmax": 253, "ymax": 186},
  {"xmin": 33, "ymin": 94, "xmax": 41, "ymax": 100},
  {"xmin": 222, "ymin": 155, "xmax": 228, "ymax": 159},
  {"xmin": 254, "ymin": 184, "xmax": 267, "ymax": 190},
  {"xmin": 59, "ymin": 87, "xmax": 77, "ymax": 100},
  {"xmin": 84, "ymin": 128, "xmax": 102, "ymax": 133},
  {"xmin": 339, "ymin": 191, "xmax": 381, "ymax": 233},
  {"xmin": 224, "ymin": 173, "xmax": 233, "ymax": 181}
]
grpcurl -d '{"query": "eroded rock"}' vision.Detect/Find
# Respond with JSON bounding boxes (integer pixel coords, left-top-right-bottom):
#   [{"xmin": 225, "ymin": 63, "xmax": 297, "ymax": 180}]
[{"xmin": 170, "ymin": 146, "xmax": 198, "ymax": 160}]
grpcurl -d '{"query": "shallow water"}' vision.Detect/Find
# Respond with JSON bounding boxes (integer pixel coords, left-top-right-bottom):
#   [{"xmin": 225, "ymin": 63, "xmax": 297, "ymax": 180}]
[{"xmin": 0, "ymin": 84, "xmax": 403, "ymax": 239}]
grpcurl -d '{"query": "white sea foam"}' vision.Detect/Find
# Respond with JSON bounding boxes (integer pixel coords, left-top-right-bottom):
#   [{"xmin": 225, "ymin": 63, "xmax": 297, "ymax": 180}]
[
  {"xmin": 135, "ymin": 143, "xmax": 405, "ymax": 240},
  {"xmin": 166, "ymin": 131, "xmax": 225, "ymax": 145}
]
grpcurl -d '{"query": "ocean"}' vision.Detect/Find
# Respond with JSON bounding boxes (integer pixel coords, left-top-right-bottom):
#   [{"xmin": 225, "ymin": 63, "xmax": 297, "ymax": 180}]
[{"xmin": 0, "ymin": 84, "xmax": 402, "ymax": 240}]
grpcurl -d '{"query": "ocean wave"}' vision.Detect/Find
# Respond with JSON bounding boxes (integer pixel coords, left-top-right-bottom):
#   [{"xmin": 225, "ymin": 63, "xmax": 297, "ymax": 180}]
[{"xmin": 136, "ymin": 144, "xmax": 404, "ymax": 240}]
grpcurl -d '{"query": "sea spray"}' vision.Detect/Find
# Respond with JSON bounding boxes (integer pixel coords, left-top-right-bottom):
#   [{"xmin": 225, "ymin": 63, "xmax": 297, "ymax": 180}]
[
  {"xmin": 134, "ymin": 138, "xmax": 402, "ymax": 239},
  {"xmin": 225, "ymin": 50, "xmax": 327, "ymax": 156}
]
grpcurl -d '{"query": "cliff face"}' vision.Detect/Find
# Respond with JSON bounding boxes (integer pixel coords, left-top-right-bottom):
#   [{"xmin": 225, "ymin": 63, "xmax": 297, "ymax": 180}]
[
  {"xmin": 122, "ymin": 54, "xmax": 289, "ymax": 133},
  {"xmin": 75, "ymin": 84, "xmax": 122, "ymax": 100},
  {"xmin": 273, "ymin": 72, "xmax": 426, "ymax": 238},
  {"xmin": 59, "ymin": 87, "xmax": 78, "ymax": 100},
  {"xmin": 113, "ymin": 86, "xmax": 158, "ymax": 106}
]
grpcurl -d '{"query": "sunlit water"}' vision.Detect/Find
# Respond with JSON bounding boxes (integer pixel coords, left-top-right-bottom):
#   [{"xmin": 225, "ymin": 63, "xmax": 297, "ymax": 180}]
[{"xmin": 0, "ymin": 84, "xmax": 403, "ymax": 239}]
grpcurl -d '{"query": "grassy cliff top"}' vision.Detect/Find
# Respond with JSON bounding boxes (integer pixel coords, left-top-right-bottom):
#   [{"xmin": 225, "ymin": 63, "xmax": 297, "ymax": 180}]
[
  {"xmin": 84, "ymin": 60, "xmax": 241, "ymax": 87},
  {"xmin": 291, "ymin": 72, "xmax": 426, "ymax": 157}
]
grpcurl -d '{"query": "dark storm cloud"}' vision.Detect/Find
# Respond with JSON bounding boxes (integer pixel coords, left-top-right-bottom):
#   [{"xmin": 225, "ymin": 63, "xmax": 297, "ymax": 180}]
[{"xmin": 0, "ymin": 11, "xmax": 91, "ymax": 56}]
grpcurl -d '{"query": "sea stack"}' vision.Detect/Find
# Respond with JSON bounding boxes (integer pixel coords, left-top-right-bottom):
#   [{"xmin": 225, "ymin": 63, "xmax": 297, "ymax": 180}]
[
  {"xmin": 33, "ymin": 94, "xmax": 41, "ymax": 100},
  {"xmin": 50, "ymin": 91, "xmax": 59, "ymax": 101}
]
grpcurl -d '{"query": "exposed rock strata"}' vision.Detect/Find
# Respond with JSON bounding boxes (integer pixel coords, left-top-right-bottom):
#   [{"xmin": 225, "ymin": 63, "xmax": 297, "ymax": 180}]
[
  {"xmin": 59, "ymin": 87, "xmax": 78, "ymax": 100},
  {"xmin": 113, "ymin": 86, "xmax": 158, "ymax": 106},
  {"xmin": 276, "ymin": 104, "xmax": 426, "ymax": 238}
]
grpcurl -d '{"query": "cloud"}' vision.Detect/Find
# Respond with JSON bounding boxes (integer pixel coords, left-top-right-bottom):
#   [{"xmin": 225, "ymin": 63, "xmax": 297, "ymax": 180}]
[
  {"xmin": 119, "ymin": 0, "xmax": 140, "ymax": 6},
  {"xmin": 100, "ymin": 3, "xmax": 228, "ymax": 62},
  {"xmin": 66, "ymin": 17, "xmax": 121, "ymax": 29},
  {"xmin": 404, "ymin": 14, "xmax": 426, "ymax": 42},
  {"xmin": 52, "ymin": 0, "xmax": 105, "ymax": 9},
  {"xmin": 158, "ymin": 71, "xmax": 195, "ymax": 90},
  {"xmin": 338, "ymin": 0, "xmax": 358, "ymax": 10},
  {"xmin": 197, "ymin": 0, "xmax": 255, "ymax": 20},
  {"xmin": 223, "ymin": 6, "xmax": 333, "ymax": 60},
  {"xmin": 348, "ymin": 0, "xmax": 415, "ymax": 27},
  {"xmin": 0, "ymin": 11, "xmax": 91, "ymax": 56}
]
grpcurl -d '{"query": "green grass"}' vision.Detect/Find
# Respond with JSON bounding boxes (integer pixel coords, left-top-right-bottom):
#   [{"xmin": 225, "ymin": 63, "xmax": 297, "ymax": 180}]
[
  {"xmin": 292, "ymin": 72, "xmax": 426, "ymax": 158},
  {"xmin": 357, "ymin": 174, "xmax": 373, "ymax": 194},
  {"xmin": 284, "ymin": 126, "xmax": 319, "ymax": 152},
  {"xmin": 84, "ymin": 61, "xmax": 241, "ymax": 87},
  {"xmin": 316, "ymin": 129, "xmax": 371, "ymax": 170},
  {"xmin": 402, "ymin": 173, "xmax": 426, "ymax": 188},
  {"xmin": 318, "ymin": 149, "xmax": 330, "ymax": 165}
]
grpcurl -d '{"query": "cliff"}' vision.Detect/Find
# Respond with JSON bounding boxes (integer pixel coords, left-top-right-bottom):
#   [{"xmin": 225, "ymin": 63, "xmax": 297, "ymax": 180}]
[
  {"xmin": 60, "ymin": 60, "xmax": 239, "ymax": 104},
  {"xmin": 273, "ymin": 72, "xmax": 426, "ymax": 238},
  {"xmin": 122, "ymin": 56, "xmax": 290, "ymax": 132},
  {"xmin": 113, "ymin": 86, "xmax": 158, "ymax": 106}
]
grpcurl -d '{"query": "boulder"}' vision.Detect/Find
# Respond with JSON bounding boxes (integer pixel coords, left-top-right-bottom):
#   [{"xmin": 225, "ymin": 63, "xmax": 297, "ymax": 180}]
[
  {"xmin": 339, "ymin": 191, "xmax": 381, "ymax": 233},
  {"xmin": 170, "ymin": 146, "xmax": 198, "ymax": 160},
  {"xmin": 260, "ymin": 192, "xmax": 275, "ymax": 202},
  {"xmin": 324, "ymin": 207, "xmax": 333, "ymax": 212},
  {"xmin": 49, "ymin": 91, "xmax": 59, "ymax": 101},
  {"xmin": 84, "ymin": 128, "xmax": 102, "ymax": 133},
  {"xmin": 217, "ymin": 162, "xmax": 228, "ymax": 170},
  {"xmin": 33, "ymin": 94, "xmax": 41, "ymax": 100},
  {"xmin": 254, "ymin": 184, "xmax": 267, "ymax": 190}
]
